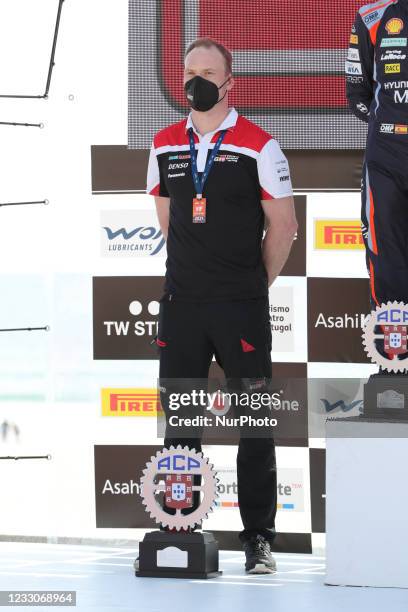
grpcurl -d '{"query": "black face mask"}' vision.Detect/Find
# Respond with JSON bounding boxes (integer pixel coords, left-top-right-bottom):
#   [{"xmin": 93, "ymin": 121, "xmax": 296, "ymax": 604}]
[{"xmin": 184, "ymin": 75, "xmax": 231, "ymax": 112}]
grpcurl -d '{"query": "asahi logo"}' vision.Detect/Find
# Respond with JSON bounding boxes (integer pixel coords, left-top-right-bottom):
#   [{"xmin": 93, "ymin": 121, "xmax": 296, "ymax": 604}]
[
  {"xmin": 314, "ymin": 312, "xmax": 369, "ymax": 329},
  {"xmin": 308, "ymin": 278, "xmax": 374, "ymax": 363},
  {"xmin": 102, "ymin": 480, "xmax": 141, "ymax": 495}
]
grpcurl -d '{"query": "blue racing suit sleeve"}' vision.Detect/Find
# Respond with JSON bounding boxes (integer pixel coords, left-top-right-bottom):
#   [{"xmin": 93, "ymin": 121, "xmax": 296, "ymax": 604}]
[{"xmin": 346, "ymin": 11, "xmax": 375, "ymax": 124}]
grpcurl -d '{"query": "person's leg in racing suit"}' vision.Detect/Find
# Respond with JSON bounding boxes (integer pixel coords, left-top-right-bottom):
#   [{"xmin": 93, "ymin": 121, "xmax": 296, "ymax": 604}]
[
  {"xmin": 361, "ymin": 125, "xmax": 408, "ymax": 375},
  {"xmin": 362, "ymin": 124, "xmax": 408, "ymax": 311}
]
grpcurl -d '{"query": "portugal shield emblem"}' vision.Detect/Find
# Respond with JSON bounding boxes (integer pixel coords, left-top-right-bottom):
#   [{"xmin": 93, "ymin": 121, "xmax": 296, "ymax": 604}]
[
  {"xmin": 384, "ymin": 325, "xmax": 408, "ymax": 356},
  {"xmin": 165, "ymin": 474, "xmax": 193, "ymax": 509}
]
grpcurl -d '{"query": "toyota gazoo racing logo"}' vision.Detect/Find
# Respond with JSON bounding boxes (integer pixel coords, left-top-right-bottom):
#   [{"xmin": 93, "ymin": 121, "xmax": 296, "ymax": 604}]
[{"xmin": 362, "ymin": 301, "xmax": 408, "ymax": 372}]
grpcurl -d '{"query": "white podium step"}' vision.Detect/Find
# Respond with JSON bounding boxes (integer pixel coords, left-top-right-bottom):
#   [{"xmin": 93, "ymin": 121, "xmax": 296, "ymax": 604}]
[{"xmin": 326, "ymin": 418, "xmax": 408, "ymax": 589}]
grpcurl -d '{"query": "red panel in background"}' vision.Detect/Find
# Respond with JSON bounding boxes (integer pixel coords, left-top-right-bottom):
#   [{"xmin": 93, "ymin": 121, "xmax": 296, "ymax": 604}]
[
  {"xmin": 199, "ymin": 0, "xmax": 359, "ymax": 49},
  {"xmin": 224, "ymin": 75, "xmax": 346, "ymax": 107},
  {"xmin": 159, "ymin": 0, "xmax": 363, "ymax": 111}
]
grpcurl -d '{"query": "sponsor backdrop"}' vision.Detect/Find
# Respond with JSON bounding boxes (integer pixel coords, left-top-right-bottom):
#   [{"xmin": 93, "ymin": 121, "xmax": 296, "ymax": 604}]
[
  {"xmin": 128, "ymin": 0, "xmax": 368, "ymax": 150},
  {"xmin": 0, "ymin": 0, "xmax": 378, "ymax": 554}
]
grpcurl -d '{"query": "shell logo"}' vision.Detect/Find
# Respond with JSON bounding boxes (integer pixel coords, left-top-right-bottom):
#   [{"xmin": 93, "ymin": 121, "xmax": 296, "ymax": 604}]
[{"xmin": 385, "ymin": 18, "xmax": 404, "ymax": 35}]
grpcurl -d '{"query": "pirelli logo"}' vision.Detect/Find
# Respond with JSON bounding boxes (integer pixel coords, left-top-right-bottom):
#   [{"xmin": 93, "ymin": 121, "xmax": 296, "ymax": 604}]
[
  {"xmin": 385, "ymin": 63, "xmax": 401, "ymax": 73},
  {"xmin": 314, "ymin": 220, "xmax": 364, "ymax": 250},
  {"xmin": 395, "ymin": 124, "xmax": 408, "ymax": 134},
  {"xmin": 101, "ymin": 388, "xmax": 163, "ymax": 416}
]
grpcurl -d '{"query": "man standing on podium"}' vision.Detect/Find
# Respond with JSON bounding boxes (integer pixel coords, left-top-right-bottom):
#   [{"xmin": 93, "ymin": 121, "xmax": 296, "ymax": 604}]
[
  {"xmin": 346, "ymin": 0, "xmax": 408, "ymax": 310},
  {"xmin": 146, "ymin": 38, "xmax": 297, "ymax": 573},
  {"xmin": 346, "ymin": 2, "xmax": 408, "ymax": 381}
]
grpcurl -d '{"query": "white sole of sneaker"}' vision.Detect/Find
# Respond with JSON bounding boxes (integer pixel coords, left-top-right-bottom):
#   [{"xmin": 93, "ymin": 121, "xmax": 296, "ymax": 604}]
[{"xmin": 247, "ymin": 563, "xmax": 276, "ymax": 574}]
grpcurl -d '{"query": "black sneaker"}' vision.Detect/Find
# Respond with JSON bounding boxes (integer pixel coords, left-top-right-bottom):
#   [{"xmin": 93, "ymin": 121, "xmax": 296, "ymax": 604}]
[{"xmin": 242, "ymin": 534, "xmax": 276, "ymax": 574}]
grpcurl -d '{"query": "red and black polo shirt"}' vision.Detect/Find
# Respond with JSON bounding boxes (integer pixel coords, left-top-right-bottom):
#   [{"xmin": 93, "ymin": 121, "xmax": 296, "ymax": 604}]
[{"xmin": 146, "ymin": 107, "xmax": 293, "ymax": 301}]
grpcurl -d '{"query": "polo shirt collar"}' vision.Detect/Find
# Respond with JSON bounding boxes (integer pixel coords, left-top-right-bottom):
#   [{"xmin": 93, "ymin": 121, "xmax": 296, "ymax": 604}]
[{"xmin": 185, "ymin": 106, "xmax": 238, "ymax": 136}]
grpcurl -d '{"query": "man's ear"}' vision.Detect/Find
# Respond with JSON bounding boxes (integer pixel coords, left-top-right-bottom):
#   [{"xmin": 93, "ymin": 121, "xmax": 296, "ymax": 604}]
[{"xmin": 227, "ymin": 75, "xmax": 235, "ymax": 90}]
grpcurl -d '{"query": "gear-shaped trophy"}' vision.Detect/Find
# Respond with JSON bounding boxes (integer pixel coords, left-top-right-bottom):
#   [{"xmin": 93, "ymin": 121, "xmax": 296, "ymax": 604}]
[
  {"xmin": 135, "ymin": 445, "xmax": 222, "ymax": 579},
  {"xmin": 362, "ymin": 301, "xmax": 408, "ymax": 373},
  {"xmin": 362, "ymin": 301, "xmax": 408, "ymax": 418}
]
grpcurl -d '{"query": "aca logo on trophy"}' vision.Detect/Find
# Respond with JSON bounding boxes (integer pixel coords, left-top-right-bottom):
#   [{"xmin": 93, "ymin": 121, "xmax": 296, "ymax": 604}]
[{"xmin": 135, "ymin": 445, "xmax": 222, "ymax": 579}]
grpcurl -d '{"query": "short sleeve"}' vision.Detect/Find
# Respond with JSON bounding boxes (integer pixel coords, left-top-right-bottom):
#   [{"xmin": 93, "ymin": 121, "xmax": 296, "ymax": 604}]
[
  {"xmin": 146, "ymin": 139, "xmax": 169, "ymax": 196},
  {"xmin": 257, "ymin": 138, "xmax": 293, "ymax": 200}
]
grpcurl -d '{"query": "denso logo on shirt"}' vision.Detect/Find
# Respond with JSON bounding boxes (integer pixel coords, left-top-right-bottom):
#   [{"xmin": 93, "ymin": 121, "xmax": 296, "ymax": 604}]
[{"xmin": 168, "ymin": 162, "xmax": 189, "ymax": 170}]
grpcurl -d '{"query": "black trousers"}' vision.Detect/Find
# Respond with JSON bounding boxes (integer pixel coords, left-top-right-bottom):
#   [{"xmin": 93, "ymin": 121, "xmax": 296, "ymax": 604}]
[
  {"xmin": 362, "ymin": 125, "xmax": 408, "ymax": 310},
  {"xmin": 156, "ymin": 293, "xmax": 277, "ymax": 544}
]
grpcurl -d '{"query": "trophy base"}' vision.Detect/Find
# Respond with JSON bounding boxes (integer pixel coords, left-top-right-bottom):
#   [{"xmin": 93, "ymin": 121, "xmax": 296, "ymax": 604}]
[
  {"xmin": 363, "ymin": 376, "xmax": 408, "ymax": 420},
  {"xmin": 136, "ymin": 530, "xmax": 222, "ymax": 579}
]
